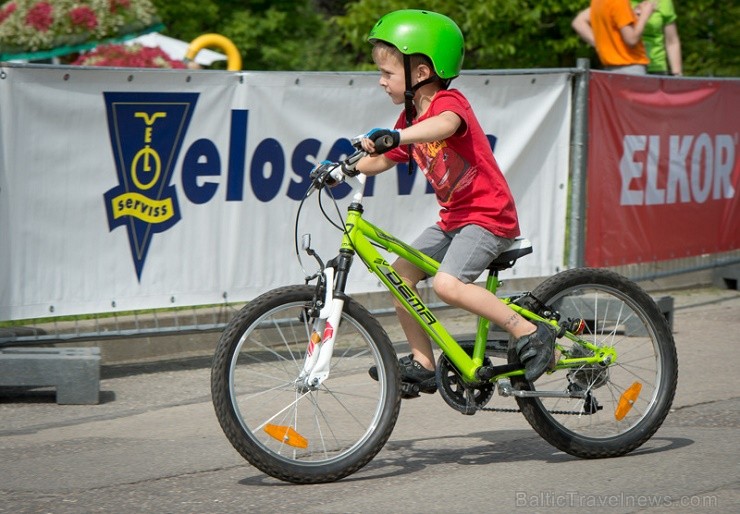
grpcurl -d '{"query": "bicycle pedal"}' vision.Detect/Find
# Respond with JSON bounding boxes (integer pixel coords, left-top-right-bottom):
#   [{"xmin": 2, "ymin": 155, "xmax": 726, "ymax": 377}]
[
  {"xmin": 400, "ymin": 382, "xmax": 421, "ymax": 399},
  {"xmin": 400, "ymin": 380, "xmax": 436, "ymax": 399}
]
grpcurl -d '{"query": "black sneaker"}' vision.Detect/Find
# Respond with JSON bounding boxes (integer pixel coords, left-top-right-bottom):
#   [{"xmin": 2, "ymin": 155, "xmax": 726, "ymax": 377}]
[
  {"xmin": 369, "ymin": 354, "xmax": 437, "ymax": 395},
  {"xmin": 515, "ymin": 322, "xmax": 557, "ymax": 382}
]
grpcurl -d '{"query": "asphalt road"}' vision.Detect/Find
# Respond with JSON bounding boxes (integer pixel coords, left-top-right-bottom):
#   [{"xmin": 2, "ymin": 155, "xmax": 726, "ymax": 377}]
[{"xmin": 1, "ymin": 286, "xmax": 738, "ymax": 513}]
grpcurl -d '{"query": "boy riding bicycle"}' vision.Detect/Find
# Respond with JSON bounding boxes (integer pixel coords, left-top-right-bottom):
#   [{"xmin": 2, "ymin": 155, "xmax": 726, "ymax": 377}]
[{"xmin": 352, "ymin": 10, "xmax": 556, "ymax": 392}]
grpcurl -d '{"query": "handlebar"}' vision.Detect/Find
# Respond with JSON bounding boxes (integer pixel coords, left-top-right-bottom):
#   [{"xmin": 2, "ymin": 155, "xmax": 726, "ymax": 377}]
[
  {"xmin": 309, "ymin": 146, "xmax": 366, "ymax": 191},
  {"xmin": 296, "ymin": 139, "xmax": 369, "ymax": 276}
]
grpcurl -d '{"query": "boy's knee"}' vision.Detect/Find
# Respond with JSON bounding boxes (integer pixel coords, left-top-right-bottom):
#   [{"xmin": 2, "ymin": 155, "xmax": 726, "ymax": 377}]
[{"xmin": 432, "ymin": 273, "xmax": 463, "ymax": 303}]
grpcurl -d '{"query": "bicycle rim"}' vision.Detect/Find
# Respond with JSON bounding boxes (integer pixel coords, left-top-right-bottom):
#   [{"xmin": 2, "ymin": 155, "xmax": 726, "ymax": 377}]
[
  {"xmin": 513, "ymin": 270, "xmax": 677, "ymax": 456},
  {"xmin": 224, "ymin": 298, "xmax": 394, "ymax": 472}
]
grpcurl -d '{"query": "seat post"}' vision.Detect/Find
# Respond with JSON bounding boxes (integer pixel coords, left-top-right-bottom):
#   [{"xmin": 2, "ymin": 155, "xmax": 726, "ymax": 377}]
[
  {"xmin": 485, "ymin": 268, "xmax": 501, "ymax": 294},
  {"xmin": 472, "ymin": 269, "xmax": 502, "ymax": 363}
]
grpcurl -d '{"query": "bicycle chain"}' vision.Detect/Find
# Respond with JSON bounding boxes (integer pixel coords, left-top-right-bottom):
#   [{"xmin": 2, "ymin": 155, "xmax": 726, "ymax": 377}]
[{"xmin": 478, "ymin": 406, "xmax": 521, "ymax": 413}]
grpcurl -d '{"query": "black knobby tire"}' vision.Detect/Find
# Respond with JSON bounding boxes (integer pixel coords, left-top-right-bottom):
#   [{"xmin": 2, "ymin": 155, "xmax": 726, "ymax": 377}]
[
  {"xmin": 508, "ymin": 268, "xmax": 678, "ymax": 458},
  {"xmin": 211, "ymin": 285, "xmax": 401, "ymax": 483}
]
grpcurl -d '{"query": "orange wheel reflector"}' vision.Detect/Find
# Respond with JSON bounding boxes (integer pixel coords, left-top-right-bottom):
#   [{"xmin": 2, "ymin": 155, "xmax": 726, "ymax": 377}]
[
  {"xmin": 264, "ymin": 424, "xmax": 308, "ymax": 449},
  {"xmin": 615, "ymin": 381, "xmax": 642, "ymax": 421}
]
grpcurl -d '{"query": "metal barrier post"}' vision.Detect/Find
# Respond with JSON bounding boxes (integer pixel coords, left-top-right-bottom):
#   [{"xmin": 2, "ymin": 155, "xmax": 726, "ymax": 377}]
[{"xmin": 568, "ymin": 58, "xmax": 590, "ymax": 269}]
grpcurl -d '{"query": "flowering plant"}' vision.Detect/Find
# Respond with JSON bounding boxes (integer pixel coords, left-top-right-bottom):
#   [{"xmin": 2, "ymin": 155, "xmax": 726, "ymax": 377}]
[
  {"xmin": 72, "ymin": 42, "xmax": 185, "ymax": 68},
  {"xmin": 0, "ymin": 0, "xmax": 159, "ymax": 54}
]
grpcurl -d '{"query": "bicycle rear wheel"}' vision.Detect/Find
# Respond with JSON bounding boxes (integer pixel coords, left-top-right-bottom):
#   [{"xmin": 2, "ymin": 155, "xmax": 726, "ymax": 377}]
[
  {"xmin": 211, "ymin": 285, "xmax": 401, "ymax": 483},
  {"xmin": 509, "ymin": 268, "xmax": 677, "ymax": 458}
]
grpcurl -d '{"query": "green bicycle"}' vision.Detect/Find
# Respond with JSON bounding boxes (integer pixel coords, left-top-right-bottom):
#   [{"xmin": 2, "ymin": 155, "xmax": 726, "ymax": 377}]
[{"xmin": 211, "ymin": 138, "xmax": 678, "ymax": 484}]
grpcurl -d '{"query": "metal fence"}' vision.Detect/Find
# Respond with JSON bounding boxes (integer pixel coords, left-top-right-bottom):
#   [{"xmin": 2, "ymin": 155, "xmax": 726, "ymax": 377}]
[{"xmin": 1, "ymin": 61, "xmax": 737, "ymax": 348}]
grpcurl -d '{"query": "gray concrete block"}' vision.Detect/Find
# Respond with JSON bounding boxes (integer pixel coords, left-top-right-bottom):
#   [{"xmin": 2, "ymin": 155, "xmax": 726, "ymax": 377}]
[
  {"xmin": 0, "ymin": 347, "xmax": 100, "ymax": 404},
  {"xmin": 713, "ymin": 264, "xmax": 740, "ymax": 290}
]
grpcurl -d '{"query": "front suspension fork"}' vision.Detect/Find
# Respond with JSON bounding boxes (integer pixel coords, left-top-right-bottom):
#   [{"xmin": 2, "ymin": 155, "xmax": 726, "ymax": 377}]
[{"xmin": 298, "ymin": 251, "xmax": 354, "ymax": 389}]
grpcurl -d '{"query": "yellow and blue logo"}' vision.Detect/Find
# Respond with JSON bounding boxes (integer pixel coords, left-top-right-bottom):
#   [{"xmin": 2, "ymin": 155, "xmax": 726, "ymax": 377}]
[{"xmin": 103, "ymin": 92, "xmax": 199, "ymax": 280}]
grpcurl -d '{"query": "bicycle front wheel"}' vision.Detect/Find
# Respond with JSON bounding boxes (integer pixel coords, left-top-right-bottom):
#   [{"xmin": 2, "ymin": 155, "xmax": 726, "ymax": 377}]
[
  {"xmin": 211, "ymin": 285, "xmax": 401, "ymax": 483},
  {"xmin": 509, "ymin": 268, "xmax": 678, "ymax": 458}
]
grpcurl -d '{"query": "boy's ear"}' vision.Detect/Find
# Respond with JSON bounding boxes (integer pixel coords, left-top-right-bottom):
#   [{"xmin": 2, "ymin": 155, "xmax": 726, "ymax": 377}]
[{"xmin": 416, "ymin": 63, "xmax": 433, "ymax": 81}]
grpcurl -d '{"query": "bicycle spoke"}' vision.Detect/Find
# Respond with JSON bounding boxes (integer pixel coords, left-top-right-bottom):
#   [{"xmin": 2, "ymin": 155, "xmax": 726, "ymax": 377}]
[
  {"xmin": 212, "ymin": 287, "xmax": 399, "ymax": 482},
  {"xmin": 508, "ymin": 269, "xmax": 675, "ymax": 457}
]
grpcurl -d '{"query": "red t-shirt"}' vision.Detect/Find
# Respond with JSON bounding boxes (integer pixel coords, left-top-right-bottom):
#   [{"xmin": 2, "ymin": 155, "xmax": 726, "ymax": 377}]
[{"xmin": 385, "ymin": 89, "xmax": 520, "ymax": 239}]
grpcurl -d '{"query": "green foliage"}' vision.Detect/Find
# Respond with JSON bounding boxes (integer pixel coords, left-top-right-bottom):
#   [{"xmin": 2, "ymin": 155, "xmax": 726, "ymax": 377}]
[
  {"xmin": 335, "ymin": 0, "xmax": 593, "ymax": 70},
  {"xmin": 220, "ymin": 3, "xmax": 354, "ymax": 70},
  {"xmin": 679, "ymin": 0, "xmax": 740, "ymax": 77},
  {"xmin": 151, "ymin": 1, "xmax": 219, "ymax": 42},
  {"xmin": 152, "ymin": 0, "xmax": 355, "ymax": 70},
  {"xmin": 152, "ymin": 0, "xmax": 737, "ymax": 77}
]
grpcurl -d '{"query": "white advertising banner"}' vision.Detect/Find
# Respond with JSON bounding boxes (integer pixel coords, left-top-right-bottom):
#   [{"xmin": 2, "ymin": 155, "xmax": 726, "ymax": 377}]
[{"xmin": 0, "ymin": 65, "xmax": 571, "ymax": 320}]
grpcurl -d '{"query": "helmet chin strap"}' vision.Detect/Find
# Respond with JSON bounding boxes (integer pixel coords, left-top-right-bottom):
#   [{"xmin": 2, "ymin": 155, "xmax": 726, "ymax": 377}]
[
  {"xmin": 402, "ymin": 55, "xmax": 416, "ymax": 175},
  {"xmin": 402, "ymin": 55, "xmax": 439, "ymax": 175}
]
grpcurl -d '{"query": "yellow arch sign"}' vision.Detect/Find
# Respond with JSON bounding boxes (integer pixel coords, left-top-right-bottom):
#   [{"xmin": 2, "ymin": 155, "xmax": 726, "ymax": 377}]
[{"xmin": 185, "ymin": 34, "xmax": 242, "ymax": 71}]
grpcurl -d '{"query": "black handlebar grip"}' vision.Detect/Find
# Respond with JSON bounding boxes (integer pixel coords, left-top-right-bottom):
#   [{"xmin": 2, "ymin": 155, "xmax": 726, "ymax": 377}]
[{"xmin": 375, "ymin": 134, "xmax": 395, "ymax": 154}]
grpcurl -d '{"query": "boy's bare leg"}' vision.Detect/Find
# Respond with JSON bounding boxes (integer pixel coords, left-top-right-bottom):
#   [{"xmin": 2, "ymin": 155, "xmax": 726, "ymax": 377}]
[
  {"xmin": 432, "ymin": 272, "xmax": 536, "ymax": 338},
  {"xmin": 433, "ymin": 271, "xmax": 558, "ymax": 380},
  {"xmin": 389, "ymin": 266, "xmax": 549, "ymax": 377},
  {"xmin": 392, "ymin": 258, "xmax": 436, "ymax": 371}
]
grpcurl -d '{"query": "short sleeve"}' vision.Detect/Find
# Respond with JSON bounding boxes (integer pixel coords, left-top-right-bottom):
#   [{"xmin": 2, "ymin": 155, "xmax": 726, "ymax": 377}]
[
  {"xmin": 613, "ymin": 0, "xmax": 637, "ymax": 29},
  {"xmin": 426, "ymin": 90, "xmax": 470, "ymax": 139},
  {"xmin": 662, "ymin": 0, "xmax": 677, "ymax": 25}
]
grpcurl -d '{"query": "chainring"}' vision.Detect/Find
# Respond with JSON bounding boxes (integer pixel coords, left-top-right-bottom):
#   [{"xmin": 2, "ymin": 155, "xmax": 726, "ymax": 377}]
[{"xmin": 436, "ymin": 342, "xmax": 495, "ymax": 415}]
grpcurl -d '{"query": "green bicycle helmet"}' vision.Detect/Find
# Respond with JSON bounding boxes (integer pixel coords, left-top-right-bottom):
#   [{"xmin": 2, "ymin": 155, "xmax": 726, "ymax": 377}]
[{"xmin": 368, "ymin": 9, "xmax": 464, "ymax": 79}]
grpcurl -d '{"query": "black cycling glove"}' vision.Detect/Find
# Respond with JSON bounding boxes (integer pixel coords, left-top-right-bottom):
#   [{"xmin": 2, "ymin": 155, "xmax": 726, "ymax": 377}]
[{"xmin": 366, "ymin": 128, "xmax": 401, "ymax": 154}]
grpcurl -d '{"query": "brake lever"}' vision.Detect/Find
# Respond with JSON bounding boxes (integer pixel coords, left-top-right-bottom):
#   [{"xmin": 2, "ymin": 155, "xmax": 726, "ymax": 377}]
[
  {"xmin": 350, "ymin": 134, "xmax": 365, "ymax": 150},
  {"xmin": 341, "ymin": 149, "xmax": 366, "ymax": 177},
  {"xmin": 309, "ymin": 160, "xmax": 340, "ymax": 189}
]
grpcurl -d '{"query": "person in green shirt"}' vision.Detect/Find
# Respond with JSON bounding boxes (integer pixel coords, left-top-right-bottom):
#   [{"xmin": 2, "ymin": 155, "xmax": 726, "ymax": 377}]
[
  {"xmin": 632, "ymin": 0, "xmax": 683, "ymax": 75},
  {"xmin": 572, "ymin": 0, "xmax": 683, "ymax": 75}
]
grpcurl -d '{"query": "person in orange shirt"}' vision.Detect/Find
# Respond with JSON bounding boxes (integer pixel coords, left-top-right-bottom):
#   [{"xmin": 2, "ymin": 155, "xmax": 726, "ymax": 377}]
[{"xmin": 572, "ymin": 0, "xmax": 655, "ymax": 74}]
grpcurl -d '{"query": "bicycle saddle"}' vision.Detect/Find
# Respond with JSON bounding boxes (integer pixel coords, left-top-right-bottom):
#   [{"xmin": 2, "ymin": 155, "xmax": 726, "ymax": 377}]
[{"xmin": 487, "ymin": 238, "xmax": 533, "ymax": 271}]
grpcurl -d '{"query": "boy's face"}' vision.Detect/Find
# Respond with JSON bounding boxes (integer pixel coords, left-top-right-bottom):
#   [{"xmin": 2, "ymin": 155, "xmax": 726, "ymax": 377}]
[{"xmin": 373, "ymin": 46, "xmax": 407, "ymax": 105}]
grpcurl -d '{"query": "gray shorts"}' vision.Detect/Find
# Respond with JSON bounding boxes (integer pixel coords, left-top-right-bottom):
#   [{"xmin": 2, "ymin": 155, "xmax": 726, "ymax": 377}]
[{"xmin": 411, "ymin": 224, "xmax": 513, "ymax": 284}]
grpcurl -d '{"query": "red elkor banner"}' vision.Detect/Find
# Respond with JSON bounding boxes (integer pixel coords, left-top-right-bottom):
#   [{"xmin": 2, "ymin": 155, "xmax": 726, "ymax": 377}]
[{"xmin": 585, "ymin": 72, "xmax": 740, "ymax": 267}]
